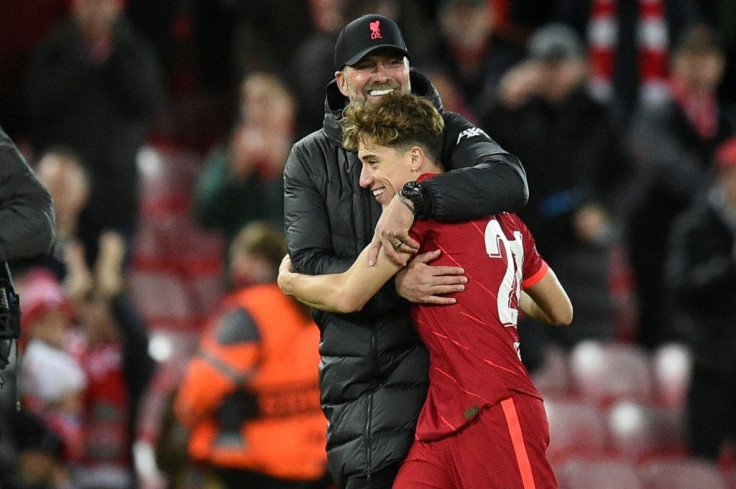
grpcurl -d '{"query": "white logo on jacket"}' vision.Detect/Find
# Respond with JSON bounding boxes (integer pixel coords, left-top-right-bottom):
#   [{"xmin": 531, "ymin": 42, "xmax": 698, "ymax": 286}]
[{"xmin": 456, "ymin": 127, "xmax": 487, "ymax": 144}]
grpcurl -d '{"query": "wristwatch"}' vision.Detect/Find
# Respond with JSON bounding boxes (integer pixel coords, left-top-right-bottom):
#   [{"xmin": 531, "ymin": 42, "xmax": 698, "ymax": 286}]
[{"xmin": 400, "ymin": 181, "xmax": 426, "ymax": 218}]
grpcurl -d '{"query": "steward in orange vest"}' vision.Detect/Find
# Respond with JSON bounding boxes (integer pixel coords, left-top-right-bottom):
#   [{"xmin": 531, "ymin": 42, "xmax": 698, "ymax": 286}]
[{"xmin": 174, "ymin": 222, "xmax": 328, "ymax": 488}]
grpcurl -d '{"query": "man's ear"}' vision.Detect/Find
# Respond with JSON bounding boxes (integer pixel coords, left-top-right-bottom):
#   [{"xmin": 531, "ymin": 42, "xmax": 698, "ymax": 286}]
[
  {"xmin": 335, "ymin": 71, "xmax": 349, "ymax": 97},
  {"xmin": 410, "ymin": 146, "xmax": 425, "ymax": 173}
]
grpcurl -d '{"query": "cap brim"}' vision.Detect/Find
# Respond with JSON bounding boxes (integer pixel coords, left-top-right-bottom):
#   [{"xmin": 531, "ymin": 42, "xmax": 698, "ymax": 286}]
[{"xmin": 344, "ymin": 45, "xmax": 411, "ymax": 67}]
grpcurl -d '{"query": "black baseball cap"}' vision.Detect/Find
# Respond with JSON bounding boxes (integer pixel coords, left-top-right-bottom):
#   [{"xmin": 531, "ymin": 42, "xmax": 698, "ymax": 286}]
[{"xmin": 334, "ymin": 14, "xmax": 411, "ymax": 70}]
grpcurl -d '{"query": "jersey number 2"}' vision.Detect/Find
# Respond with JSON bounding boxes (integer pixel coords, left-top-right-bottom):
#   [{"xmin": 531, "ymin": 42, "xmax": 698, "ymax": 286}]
[{"xmin": 484, "ymin": 218, "xmax": 524, "ymax": 328}]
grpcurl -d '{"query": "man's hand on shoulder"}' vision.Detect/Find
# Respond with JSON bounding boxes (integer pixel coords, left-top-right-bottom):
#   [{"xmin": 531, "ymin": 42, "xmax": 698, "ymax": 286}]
[{"xmin": 395, "ymin": 250, "xmax": 466, "ymax": 304}]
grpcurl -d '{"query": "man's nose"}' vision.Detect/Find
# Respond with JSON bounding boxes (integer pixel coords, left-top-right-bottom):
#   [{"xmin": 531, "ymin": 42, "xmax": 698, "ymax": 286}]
[
  {"xmin": 371, "ymin": 64, "xmax": 392, "ymax": 80},
  {"xmin": 359, "ymin": 167, "xmax": 372, "ymax": 188}
]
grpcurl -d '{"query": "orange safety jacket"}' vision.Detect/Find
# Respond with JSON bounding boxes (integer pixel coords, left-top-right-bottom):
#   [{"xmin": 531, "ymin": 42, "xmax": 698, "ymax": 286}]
[{"xmin": 174, "ymin": 284, "xmax": 326, "ymax": 480}]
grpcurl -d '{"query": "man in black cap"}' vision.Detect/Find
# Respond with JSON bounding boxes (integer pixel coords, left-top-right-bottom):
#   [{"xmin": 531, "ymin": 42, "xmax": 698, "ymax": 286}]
[{"xmin": 283, "ymin": 13, "xmax": 528, "ymax": 489}]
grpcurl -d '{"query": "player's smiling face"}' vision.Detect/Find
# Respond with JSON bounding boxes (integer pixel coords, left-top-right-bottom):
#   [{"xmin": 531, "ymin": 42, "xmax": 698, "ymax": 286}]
[
  {"xmin": 336, "ymin": 50, "xmax": 411, "ymax": 103},
  {"xmin": 357, "ymin": 140, "xmax": 414, "ymax": 207}
]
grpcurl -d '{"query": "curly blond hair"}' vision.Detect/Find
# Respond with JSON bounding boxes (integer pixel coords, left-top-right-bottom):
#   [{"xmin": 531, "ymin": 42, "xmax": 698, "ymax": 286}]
[{"xmin": 342, "ymin": 92, "xmax": 445, "ymax": 163}]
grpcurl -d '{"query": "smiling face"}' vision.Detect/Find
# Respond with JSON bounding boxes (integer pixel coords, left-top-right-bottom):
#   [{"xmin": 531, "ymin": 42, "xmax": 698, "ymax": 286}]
[
  {"xmin": 335, "ymin": 49, "xmax": 411, "ymax": 103},
  {"xmin": 342, "ymin": 92, "xmax": 446, "ymax": 203},
  {"xmin": 358, "ymin": 139, "xmax": 418, "ymax": 207}
]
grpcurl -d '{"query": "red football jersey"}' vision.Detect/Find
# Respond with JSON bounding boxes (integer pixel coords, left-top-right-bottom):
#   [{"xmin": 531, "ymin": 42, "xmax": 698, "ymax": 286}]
[{"xmin": 409, "ymin": 199, "xmax": 548, "ymax": 441}]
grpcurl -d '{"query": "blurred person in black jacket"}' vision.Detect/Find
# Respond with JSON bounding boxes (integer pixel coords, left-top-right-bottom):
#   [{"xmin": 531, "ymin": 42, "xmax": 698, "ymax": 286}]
[
  {"xmin": 483, "ymin": 23, "xmax": 633, "ymax": 358},
  {"xmin": 665, "ymin": 136, "xmax": 736, "ymax": 463},
  {"xmin": 624, "ymin": 24, "xmax": 736, "ymax": 348},
  {"xmin": 423, "ymin": 0, "xmax": 525, "ymax": 121},
  {"xmin": 23, "ymin": 0, "xmax": 164, "ymax": 267}
]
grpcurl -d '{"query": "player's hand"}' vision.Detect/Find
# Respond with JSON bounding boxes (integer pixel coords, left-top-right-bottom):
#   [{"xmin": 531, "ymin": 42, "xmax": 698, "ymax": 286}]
[
  {"xmin": 277, "ymin": 254, "xmax": 297, "ymax": 295},
  {"xmin": 396, "ymin": 249, "xmax": 466, "ymax": 304},
  {"xmin": 368, "ymin": 195, "xmax": 419, "ymax": 267},
  {"xmin": 279, "ymin": 254, "xmax": 293, "ymax": 274}
]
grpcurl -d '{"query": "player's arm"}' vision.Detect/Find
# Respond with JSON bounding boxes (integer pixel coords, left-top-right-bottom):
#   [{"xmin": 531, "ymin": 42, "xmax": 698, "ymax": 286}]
[
  {"xmin": 520, "ymin": 268, "xmax": 573, "ymax": 326},
  {"xmin": 278, "ymin": 245, "xmax": 410, "ymax": 313},
  {"xmin": 371, "ymin": 112, "xmax": 529, "ymax": 272},
  {"xmin": 371, "ymin": 112, "xmax": 526, "ymax": 266}
]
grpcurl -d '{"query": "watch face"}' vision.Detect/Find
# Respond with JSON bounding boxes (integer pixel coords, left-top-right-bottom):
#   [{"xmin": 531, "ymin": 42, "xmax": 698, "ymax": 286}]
[
  {"xmin": 401, "ymin": 181, "xmax": 424, "ymax": 217},
  {"xmin": 403, "ymin": 182, "xmax": 422, "ymax": 197}
]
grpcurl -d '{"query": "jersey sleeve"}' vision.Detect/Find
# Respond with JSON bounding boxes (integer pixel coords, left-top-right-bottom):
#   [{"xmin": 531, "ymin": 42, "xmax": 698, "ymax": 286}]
[{"xmin": 517, "ymin": 215, "xmax": 549, "ymax": 289}]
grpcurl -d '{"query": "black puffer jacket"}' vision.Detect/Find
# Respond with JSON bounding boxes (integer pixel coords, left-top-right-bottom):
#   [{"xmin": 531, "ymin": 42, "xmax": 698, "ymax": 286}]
[
  {"xmin": 0, "ymin": 127, "xmax": 55, "ymax": 261},
  {"xmin": 283, "ymin": 70, "xmax": 527, "ymax": 487},
  {"xmin": 1, "ymin": 126, "xmax": 55, "ymax": 369}
]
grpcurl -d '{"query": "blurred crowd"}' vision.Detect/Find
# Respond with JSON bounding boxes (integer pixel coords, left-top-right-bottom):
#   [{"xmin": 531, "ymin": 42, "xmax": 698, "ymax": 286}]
[{"xmin": 1, "ymin": 0, "xmax": 736, "ymax": 488}]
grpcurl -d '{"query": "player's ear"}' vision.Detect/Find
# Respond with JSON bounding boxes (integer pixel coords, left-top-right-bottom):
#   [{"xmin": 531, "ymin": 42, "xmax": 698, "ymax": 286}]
[{"xmin": 409, "ymin": 146, "xmax": 424, "ymax": 172}]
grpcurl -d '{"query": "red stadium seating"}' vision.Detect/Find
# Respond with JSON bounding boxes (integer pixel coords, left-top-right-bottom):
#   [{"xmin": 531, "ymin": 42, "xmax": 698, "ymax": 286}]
[
  {"xmin": 568, "ymin": 340, "xmax": 653, "ymax": 405},
  {"xmin": 531, "ymin": 344, "xmax": 570, "ymax": 396},
  {"xmin": 554, "ymin": 456, "xmax": 643, "ymax": 489},
  {"xmin": 638, "ymin": 457, "xmax": 729, "ymax": 489},
  {"xmin": 650, "ymin": 342, "xmax": 692, "ymax": 409},
  {"xmin": 131, "ymin": 143, "xmax": 224, "ymax": 334},
  {"xmin": 605, "ymin": 399, "xmax": 687, "ymax": 462},
  {"xmin": 544, "ymin": 395, "xmax": 609, "ymax": 462}
]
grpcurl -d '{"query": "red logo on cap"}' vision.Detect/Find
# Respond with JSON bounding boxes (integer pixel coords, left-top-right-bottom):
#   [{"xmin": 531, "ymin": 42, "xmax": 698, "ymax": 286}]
[{"xmin": 370, "ymin": 20, "xmax": 382, "ymax": 40}]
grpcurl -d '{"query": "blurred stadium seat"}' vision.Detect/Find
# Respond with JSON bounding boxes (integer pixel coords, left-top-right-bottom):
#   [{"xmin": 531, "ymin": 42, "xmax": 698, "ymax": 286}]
[
  {"xmin": 131, "ymin": 143, "xmax": 224, "ymax": 334},
  {"xmin": 638, "ymin": 457, "xmax": 729, "ymax": 489},
  {"xmin": 606, "ymin": 399, "xmax": 687, "ymax": 461},
  {"xmin": 554, "ymin": 456, "xmax": 643, "ymax": 489},
  {"xmin": 531, "ymin": 344, "xmax": 570, "ymax": 396},
  {"xmin": 568, "ymin": 340, "xmax": 653, "ymax": 405},
  {"xmin": 545, "ymin": 395, "xmax": 609, "ymax": 462},
  {"xmin": 650, "ymin": 342, "xmax": 692, "ymax": 409}
]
